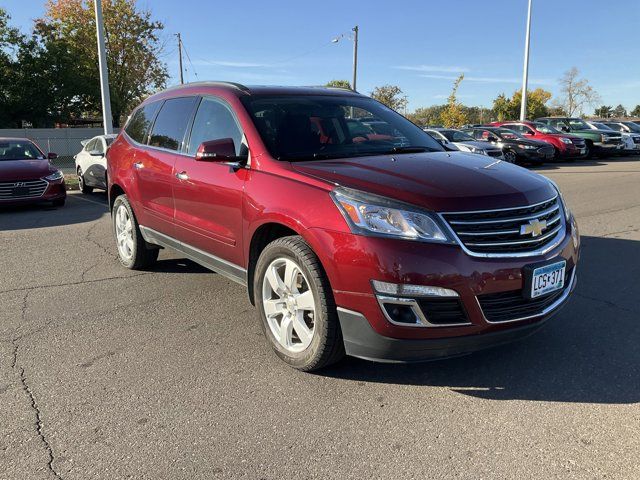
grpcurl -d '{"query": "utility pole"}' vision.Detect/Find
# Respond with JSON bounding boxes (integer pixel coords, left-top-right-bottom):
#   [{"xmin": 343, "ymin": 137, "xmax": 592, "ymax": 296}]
[
  {"xmin": 520, "ymin": 0, "xmax": 532, "ymax": 121},
  {"xmin": 94, "ymin": 0, "xmax": 113, "ymax": 134},
  {"xmin": 176, "ymin": 33, "xmax": 184, "ymax": 84},
  {"xmin": 352, "ymin": 25, "xmax": 358, "ymax": 92}
]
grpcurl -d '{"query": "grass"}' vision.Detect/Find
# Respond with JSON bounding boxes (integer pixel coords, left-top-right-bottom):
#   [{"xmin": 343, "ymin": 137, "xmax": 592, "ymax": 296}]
[{"xmin": 64, "ymin": 174, "xmax": 79, "ymax": 190}]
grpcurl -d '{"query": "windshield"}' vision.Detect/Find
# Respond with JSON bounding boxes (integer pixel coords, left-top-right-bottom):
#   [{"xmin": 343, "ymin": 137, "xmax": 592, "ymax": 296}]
[
  {"xmin": 240, "ymin": 94, "xmax": 443, "ymax": 161},
  {"xmin": 495, "ymin": 128, "xmax": 522, "ymax": 140},
  {"xmin": 592, "ymin": 122, "xmax": 613, "ymax": 131},
  {"xmin": 0, "ymin": 140, "xmax": 43, "ymax": 161},
  {"xmin": 533, "ymin": 122, "xmax": 561, "ymax": 134},
  {"xmin": 568, "ymin": 119, "xmax": 590, "ymax": 130},
  {"xmin": 440, "ymin": 130, "xmax": 475, "ymax": 142},
  {"xmin": 621, "ymin": 122, "xmax": 640, "ymax": 133}
]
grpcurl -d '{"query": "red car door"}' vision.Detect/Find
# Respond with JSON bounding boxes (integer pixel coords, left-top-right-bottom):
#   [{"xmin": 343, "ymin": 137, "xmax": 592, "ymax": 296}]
[
  {"xmin": 172, "ymin": 96, "xmax": 247, "ymax": 269},
  {"xmin": 135, "ymin": 96, "xmax": 199, "ymax": 236}
]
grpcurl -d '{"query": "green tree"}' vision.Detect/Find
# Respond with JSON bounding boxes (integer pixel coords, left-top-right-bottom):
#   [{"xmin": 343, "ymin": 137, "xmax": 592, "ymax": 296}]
[
  {"xmin": 492, "ymin": 93, "xmax": 514, "ymax": 121},
  {"xmin": 491, "ymin": 88, "xmax": 552, "ymax": 121},
  {"xmin": 370, "ymin": 84, "xmax": 408, "ymax": 111},
  {"xmin": 406, "ymin": 105, "xmax": 446, "ymax": 126},
  {"xmin": 0, "ymin": 7, "xmax": 25, "ymax": 126},
  {"xmin": 594, "ymin": 105, "xmax": 613, "ymax": 118},
  {"xmin": 631, "ymin": 105, "xmax": 640, "ymax": 117},
  {"xmin": 612, "ymin": 104, "xmax": 627, "ymax": 118},
  {"xmin": 325, "ymin": 79, "xmax": 351, "ymax": 90},
  {"xmin": 441, "ymin": 74, "xmax": 468, "ymax": 128},
  {"xmin": 38, "ymin": 0, "xmax": 168, "ymax": 126}
]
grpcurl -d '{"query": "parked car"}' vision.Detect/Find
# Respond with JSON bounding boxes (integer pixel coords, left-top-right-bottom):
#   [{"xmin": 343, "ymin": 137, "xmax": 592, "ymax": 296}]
[
  {"xmin": 424, "ymin": 128, "xmax": 504, "ymax": 158},
  {"xmin": 107, "ymin": 82, "xmax": 579, "ymax": 371},
  {"xmin": 585, "ymin": 121, "xmax": 640, "ymax": 155},
  {"xmin": 535, "ymin": 117, "xmax": 624, "ymax": 157},
  {"xmin": 598, "ymin": 121, "xmax": 640, "ymax": 153},
  {"xmin": 490, "ymin": 121, "xmax": 586, "ymax": 160},
  {"xmin": 0, "ymin": 137, "xmax": 66, "ymax": 207},
  {"xmin": 462, "ymin": 126, "xmax": 554, "ymax": 164},
  {"xmin": 74, "ymin": 134, "xmax": 117, "ymax": 193}
]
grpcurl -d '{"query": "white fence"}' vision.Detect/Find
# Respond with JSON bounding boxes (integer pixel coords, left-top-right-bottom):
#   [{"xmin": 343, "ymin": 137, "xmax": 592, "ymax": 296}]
[{"xmin": 0, "ymin": 128, "xmax": 121, "ymax": 172}]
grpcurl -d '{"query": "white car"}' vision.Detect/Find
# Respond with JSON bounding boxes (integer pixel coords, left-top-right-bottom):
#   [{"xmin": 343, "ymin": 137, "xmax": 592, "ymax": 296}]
[
  {"xmin": 74, "ymin": 134, "xmax": 117, "ymax": 193},
  {"xmin": 587, "ymin": 121, "xmax": 640, "ymax": 154}
]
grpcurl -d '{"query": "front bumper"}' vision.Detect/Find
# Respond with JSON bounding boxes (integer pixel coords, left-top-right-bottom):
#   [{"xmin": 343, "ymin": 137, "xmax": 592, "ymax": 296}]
[
  {"xmin": 306, "ymin": 215, "xmax": 580, "ymax": 362},
  {"xmin": 338, "ymin": 268, "xmax": 576, "ymax": 362},
  {"xmin": 0, "ymin": 179, "xmax": 66, "ymax": 206}
]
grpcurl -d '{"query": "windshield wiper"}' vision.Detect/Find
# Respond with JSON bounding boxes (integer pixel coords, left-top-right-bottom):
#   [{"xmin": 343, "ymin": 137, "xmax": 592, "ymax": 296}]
[{"xmin": 383, "ymin": 146, "xmax": 436, "ymax": 154}]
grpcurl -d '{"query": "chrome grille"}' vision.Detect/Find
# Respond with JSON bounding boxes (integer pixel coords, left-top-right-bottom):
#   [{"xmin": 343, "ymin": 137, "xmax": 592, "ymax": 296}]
[
  {"xmin": 442, "ymin": 196, "xmax": 565, "ymax": 256},
  {"xmin": 571, "ymin": 138, "xmax": 586, "ymax": 147},
  {"xmin": 0, "ymin": 179, "xmax": 48, "ymax": 200}
]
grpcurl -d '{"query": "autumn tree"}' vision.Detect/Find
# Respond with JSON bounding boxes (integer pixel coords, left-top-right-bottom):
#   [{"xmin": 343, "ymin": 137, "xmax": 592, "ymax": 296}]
[
  {"xmin": 325, "ymin": 79, "xmax": 351, "ymax": 90},
  {"xmin": 38, "ymin": 0, "xmax": 168, "ymax": 126},
  {"xmin": 370, "ymin": 84, "xmax": 408, "ymax": 111},
  {"xmin": 558, "ymin": 67, "xmax": 600, "ymax": 116},
  {"xmin": 491, "ymin": 88, "xmax": 552, "ymax": 121},
  {"xmin": 440, "ymin": 74, "xmax": 468, "ymax": 128}
]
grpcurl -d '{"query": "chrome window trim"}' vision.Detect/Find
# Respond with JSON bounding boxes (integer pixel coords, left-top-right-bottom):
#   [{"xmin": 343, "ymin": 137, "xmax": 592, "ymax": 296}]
[
  {"xmin": 376, "ymin": 295, "xmax": 472, "ymax": 328},
  {"xmin": 476, "ymin": 267, "xmax": 576, "ymax": 324}
]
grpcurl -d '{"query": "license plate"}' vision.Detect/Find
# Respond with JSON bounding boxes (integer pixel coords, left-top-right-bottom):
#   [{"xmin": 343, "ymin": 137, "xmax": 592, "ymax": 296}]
[
  {"xmin": 579, "ymin": 148, "xmax": 586, "ymax": 154},
  {"xmin": 12, "ymin": 186, "xmax": 29, "ymax": 196},
  {"xmin": 528, "ymin": 260, "xmax": 566, "ymax": 299}
]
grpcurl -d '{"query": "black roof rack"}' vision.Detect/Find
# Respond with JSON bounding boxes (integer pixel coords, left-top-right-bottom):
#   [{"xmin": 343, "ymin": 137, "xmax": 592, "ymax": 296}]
[{"xmin": 163, "ymin": 81, "xmax": 250, "ymax": 92}]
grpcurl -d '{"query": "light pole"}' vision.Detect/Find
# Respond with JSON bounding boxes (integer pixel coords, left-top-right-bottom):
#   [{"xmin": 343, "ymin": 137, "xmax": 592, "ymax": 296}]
[
  {"xmin": 94, "ymin": 0, "xmax": 113, "ymax": 134},
  {"xmin": 520, "ymin": 0, "xmax": 533, "ymax": 121},
  {"xmin": 176, "ymin": 33, "xmax": 184, "ymax": 84},
  {"xmin": 332, "ymin": 26, "xmax": 359, "ymax": 92}
]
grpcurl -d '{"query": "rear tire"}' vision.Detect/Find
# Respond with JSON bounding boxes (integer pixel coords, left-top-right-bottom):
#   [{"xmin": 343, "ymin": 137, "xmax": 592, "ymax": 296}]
[
  {"xmin": 78, "ymin": 168, "xmax": 93, "ymax": 194},
  {"xmin": 112, "ymin": 194, "xmax": 159, "ymax": 269},
  {"xmin": 254, "ymin": 235, "xmax": 345, "ymax": 371}
]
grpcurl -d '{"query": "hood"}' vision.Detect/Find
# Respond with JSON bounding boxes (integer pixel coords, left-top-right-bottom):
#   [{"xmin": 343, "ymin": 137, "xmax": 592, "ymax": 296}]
[
  {"xmin": 292, "ymin": 152, "xmax": 556, "ymax": 212},
  {"xmin": 504, "ymin": 138, "xmax": 548, "ymax": 147},
  {"xmin": 455, "ymin": 140, "xmax": 502, "ymax": 151},
  {"xmin": 0, "ymin": 159, "xmax": 56, "ymax": 182}
]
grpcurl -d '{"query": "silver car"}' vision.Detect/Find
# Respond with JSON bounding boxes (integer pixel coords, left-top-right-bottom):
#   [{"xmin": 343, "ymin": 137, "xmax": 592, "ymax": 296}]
[{"xmin": 425, "ymin": 128, "xmax": 504, "ymax": 159}]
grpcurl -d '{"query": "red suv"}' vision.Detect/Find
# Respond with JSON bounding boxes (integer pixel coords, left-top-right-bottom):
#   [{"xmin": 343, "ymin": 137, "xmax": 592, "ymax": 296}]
[
  {"xmin": 491, "ymin": 121, "xmax": 587, "ymax": 160},
  {"xmin": 108, "ymin": 83, "xmax": 580, "ymax": 371}
]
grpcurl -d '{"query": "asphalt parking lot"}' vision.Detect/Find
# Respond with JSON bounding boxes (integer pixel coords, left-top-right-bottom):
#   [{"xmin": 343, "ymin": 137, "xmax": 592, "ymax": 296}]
[{"xmin": 1, "ymin": 158, "xmax": 639, "ymax": 480}]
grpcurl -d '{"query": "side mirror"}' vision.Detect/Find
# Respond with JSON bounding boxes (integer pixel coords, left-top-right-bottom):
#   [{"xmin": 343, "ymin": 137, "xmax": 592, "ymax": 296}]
[
  {"xmin": 196, "ymin": 138, "xmax": 243, "ymax": 162},
  {"xmin": 560, "ymin": 125, "xmax": 570, "ymax": 132},
  {"xmin": 524, "ymin": 131, "xmax": 534, "ymax": 136},
  {"xmin": 47, "ymin": 152, "xmax": 58, "ymax": 160}
]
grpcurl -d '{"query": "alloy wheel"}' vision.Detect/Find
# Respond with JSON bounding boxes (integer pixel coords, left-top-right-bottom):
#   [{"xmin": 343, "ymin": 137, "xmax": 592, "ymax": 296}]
[
  {"xmin": 504, "ymin": 151, "xmax": 517, "ymax": 163},
  {"xmin": 262, "ymin": 257, "xmax": 316, "ymax": 353},
  {"xmin": 114, "ymin": 204, "xmax": 134, "ymax": 261}
]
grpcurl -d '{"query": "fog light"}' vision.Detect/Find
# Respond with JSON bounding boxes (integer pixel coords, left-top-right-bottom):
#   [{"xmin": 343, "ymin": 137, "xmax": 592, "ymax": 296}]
[
  {"xmin": 371, "ymin": 280, "xmax": 459, "ymax": 297},
  {"xmin": 382, "ymin": 303, "xmax": 419, "ymax": 324}
]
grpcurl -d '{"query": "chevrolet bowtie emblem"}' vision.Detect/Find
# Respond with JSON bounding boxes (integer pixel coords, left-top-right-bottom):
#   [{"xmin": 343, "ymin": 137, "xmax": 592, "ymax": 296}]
[{"xmin": 520, "ymin": 218, "xmax": 547, "ymax": 237}]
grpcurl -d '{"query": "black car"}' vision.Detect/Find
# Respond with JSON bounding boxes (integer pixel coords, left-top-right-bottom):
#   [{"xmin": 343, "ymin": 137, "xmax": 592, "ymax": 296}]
[{"xmin": 462, "ymin": 126, "xmax": 554, "ymax": 165}]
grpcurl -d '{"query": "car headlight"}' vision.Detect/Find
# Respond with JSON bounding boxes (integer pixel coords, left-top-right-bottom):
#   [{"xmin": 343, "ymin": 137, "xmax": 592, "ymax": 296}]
[
  {"xmin": 469, "ymin": 147, "xmax": 487, "ymax": 155},
  {"xmin": 601, "ymin": 134, "xmax": 610, "ymax": 142},
  {"xmin": 560, "ymin": 137, "xmax": 573, "ymax": 144},
  {"xmin": 331, "ymin": 188, "xmax": 452, "ymax": 243},
  {"xmin": 45, "ymin": 170, "xmax": 64, "ymax": 181},
  {"xmin": 518, "ymin": 144, "xmax": 537, "ymax": 150}
]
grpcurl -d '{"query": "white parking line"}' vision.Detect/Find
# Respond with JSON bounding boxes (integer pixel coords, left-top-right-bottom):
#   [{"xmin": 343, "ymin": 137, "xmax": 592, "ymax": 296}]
[{"xmin": 68, "ymin": 193, "xmax": 109, "ymax": 208}]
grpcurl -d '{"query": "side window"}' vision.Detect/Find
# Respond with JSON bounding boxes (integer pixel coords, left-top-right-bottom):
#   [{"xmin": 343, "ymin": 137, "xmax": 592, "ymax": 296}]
[
  {"xmin": 507, "ymin": 124, "xmax": 521, "ymax": 133},
  {"xmin": 125, "ymin": 101, "xmax": 161, "ymax": 144},
  {"xmin": 187, "ymin": 97, "xmax": 244, "ymax": 155},
  {"xmin": 84, "ymin": 139, "xmax": 97, "ymax": 151},
  {"xmin": 149, "ymin": 97, "xmax": 198, "ymax": 151},
  {"xmin": 94, "ymin": 138, "xmax": 105, "ymax": 154}
]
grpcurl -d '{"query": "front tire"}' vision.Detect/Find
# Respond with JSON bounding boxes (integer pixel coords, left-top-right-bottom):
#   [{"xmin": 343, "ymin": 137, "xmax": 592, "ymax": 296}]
[
  {"xmin": 504, "ymin": 150, "xmax": 517, "ymax": 164},
  {"xmin": 254, "ymin": 236, "xmax": 345, "ymax": 371},
  {"xmin": 77, "ymin": 167, "xmax": 93, "ymax": 194},
  {"xmin": 112, "ymin": 194, "xmax": 159, "ymax": 269}
]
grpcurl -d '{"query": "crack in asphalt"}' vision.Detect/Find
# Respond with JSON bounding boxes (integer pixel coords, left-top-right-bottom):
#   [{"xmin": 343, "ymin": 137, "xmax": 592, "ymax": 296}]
[
  {"xmin": 0, "ymin": 271, "xmax": 153, "ymax": 296},
  {"xmin": 10, "ymin": 290, "xmax": 63, "ymax": 479},
  {"xmin": 573, "ymin": 292, "xmax": 635, "ymax": 313},
  {"xmin": 81, "ymin": 222, "xmax": 116, "ymax": 282},
  {"xmin": 602, "ymin": 227, "xmax": 640, "ymax": 238}
]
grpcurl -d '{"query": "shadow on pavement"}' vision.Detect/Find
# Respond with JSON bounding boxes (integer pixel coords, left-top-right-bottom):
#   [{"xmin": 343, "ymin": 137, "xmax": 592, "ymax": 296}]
[
  {"xmin": 323, "ymin": 235, "xmax": 640, "ymax": 404},
  {"xmin": 531, "ymin": 155, "xmax": 640, "ymax": 171},
  {"xmin": 152, "ymin": 258, "xmax": 213, "ymax": 274},
  {"xmin": 0, "ymin": 192, "xmax": 108, "ymax": 231}
]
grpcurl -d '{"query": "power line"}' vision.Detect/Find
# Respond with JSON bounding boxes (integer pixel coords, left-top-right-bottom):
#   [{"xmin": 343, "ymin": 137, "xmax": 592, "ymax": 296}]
[{"xmin": 180, "ymin": 37, "xmax": 199, "ymax": 82}]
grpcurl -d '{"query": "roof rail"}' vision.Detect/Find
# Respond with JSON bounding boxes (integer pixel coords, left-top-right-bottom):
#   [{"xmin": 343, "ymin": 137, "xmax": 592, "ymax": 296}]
[
  {"xmin": 162, "ymin": 81, "xmax": 250, "ymax": 92},
  {"xmin": 305, "ymin": 85, "xmax": 359, "ymax": 93}
]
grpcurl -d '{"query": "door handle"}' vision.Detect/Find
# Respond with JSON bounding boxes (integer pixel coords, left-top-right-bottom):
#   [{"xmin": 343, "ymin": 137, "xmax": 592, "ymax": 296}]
[
  {"xmin": 133, "ymin": 162, "xmax": 144, "ymax": 169},
  {"xmin": 175, "ymin": 171, "xmax": 189, "ymax": 181}
]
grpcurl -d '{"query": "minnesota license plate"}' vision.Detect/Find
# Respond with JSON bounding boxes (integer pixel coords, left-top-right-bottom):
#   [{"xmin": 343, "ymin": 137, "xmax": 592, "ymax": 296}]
[{"xmin": 529, "ymin": 260, "xmax": 566, "ymax": 299}]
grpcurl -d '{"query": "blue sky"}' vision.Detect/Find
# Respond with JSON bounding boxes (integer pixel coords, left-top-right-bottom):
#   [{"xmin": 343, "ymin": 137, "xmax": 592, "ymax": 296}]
[{"xmin": 9, "ymin": 0, "xmax": 640, "ymax": 112}]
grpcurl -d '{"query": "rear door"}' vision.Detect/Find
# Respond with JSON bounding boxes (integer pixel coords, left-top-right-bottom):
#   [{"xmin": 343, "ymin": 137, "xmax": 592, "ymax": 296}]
[{"xmin": 172, "ymin": 96, "xmax": 248, "ymax": 268}]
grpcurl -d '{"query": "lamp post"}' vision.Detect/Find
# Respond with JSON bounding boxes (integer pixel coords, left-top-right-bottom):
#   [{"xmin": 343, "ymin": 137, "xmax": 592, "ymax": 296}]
[
  {"xmin": 94, "ymin": 0, "xmax": 113, "ymax": 134},
  {"xmin": 520, "ymin": 0, "xmax": 533, "ymax": 121},
  {"xmin": 332, "ymin": 26, "xmax": 359, "ymax": 92}
]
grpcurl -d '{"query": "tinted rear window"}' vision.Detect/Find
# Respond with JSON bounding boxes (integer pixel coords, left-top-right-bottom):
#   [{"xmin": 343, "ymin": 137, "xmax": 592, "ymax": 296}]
[
  {"xmin": 149, "ymin": 97, "xmax": 198, "ymax": 151},
  {"xmin": 125, "ymin": 101, "xmax": 161, "ymax": 144}
]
